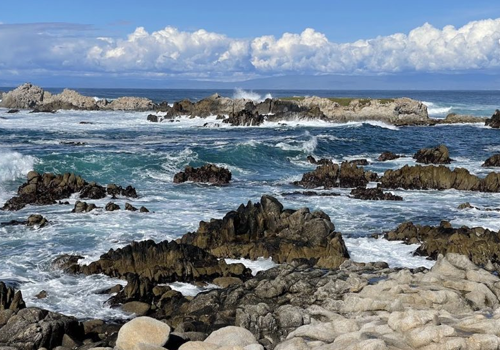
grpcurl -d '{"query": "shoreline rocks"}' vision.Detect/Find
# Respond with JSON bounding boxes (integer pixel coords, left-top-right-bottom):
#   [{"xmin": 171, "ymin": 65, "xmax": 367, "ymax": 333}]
[
  {"xmin": 350, "ymin": 187, "xmax": 403, "ymax": 201},
  {"xmin": 483, "ymin": 154, "xmax": 500, "ymax": 167},
  {"xmin": 486, "ymin": 109, "xmax": 500, "ymax": 128},
  {"xmin": 294, "ymin": 161, "xmax": 376, "ymax": 189},
  {"xmin": 174, "ymin": 164, "xmax": 232, "ymax": 185}
]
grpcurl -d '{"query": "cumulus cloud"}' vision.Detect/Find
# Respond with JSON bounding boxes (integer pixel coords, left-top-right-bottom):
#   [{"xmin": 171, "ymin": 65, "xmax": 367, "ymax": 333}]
[{"xmin": 1, "ymin": 18, "xmax": 500, "ymax": 80}]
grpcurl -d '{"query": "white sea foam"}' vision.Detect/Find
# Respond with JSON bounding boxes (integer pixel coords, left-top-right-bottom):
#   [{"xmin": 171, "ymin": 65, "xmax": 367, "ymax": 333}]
[
  {"xmin": 0, "ymin": 151, "xmax": 36, "ymax": 183},
  {"xmin": 232, "ymin": 88, "xmax": 272, "ymax": 102},
  {"xmin": 345, "ymin": 237, "xmax": 434, "ymax": 269},
  {"xmin": 423, "ymin": 101, "xmax": 452, "ymax": 116},
  {"xmin": 275, "ymin": 132, "xmax": 318, "ymax": 153},
  {"xmin": 225, "ymin": 257, "xmax": 277, "ymax": 275},
  {"xmin": 168, "ymin": 282, "xmax": 219, "ymax": 296}
]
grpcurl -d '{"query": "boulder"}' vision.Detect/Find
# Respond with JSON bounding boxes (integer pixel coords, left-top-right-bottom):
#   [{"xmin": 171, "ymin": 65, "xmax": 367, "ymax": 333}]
[
  {"xmin": 413, "ymin": 144, "xmax": 451, "ymax": 164},
  {"xmin": 350, "ymin": 188, "xmax": 402, "ymax": 201},
  {"xmin": 116, "ymin": 317, "xmax": 171, "ymax": 350},
  {"xmin": 0, "ymin": 307, "xmax": 83, "ymax": 350},
  {"xmin": 485, "ymin": 110, "xmax": 500, "ymax": 128},
  {"xmin": 377, "ymin": 151, "xmax": 400, "ymax": 162},
  {"xmin": 26, "ymin": 214, "xmax": 48, "ymax": 227},
  {"xmin": 223, "ymin": 109, "xmax": 265, "ymax": 126},
  {"xmin": 179, "ymin": 195, "xmax": 349, "ymax": 269},
  {"xmin": 72, "ymin": 201, "xmax": 97, "ymax": 213},
  {"xmin": 174, "ymin": 164, "xmax": 232, "ymax": 185},
  {"xmin": 0, "ymin": 83, "xmax": 48, "ymax": 109},
  {"xmin": 204, "ymin": 326, "xmax": 258, "ymax": 347},
  {"xmin": 380, "ymin": 164, "xmax": 500, "ymax": 192},
  {"xmin": 105, "ymin": 202, "xmax": 120, "ymax": 211},
  {"xmin": 483, "ymin": 154, "xmax": 500, "ymax": 167},
  {"xmin": 107, "ymin": 184, "xmax": 138, "ymax": 198},
  {"xmin": 125, "ymin": 203, "xmax": 138, "ymax": 211},
  {"xmin": 80, "ymin": 182, "xmax": 107, "ymax": 199}
]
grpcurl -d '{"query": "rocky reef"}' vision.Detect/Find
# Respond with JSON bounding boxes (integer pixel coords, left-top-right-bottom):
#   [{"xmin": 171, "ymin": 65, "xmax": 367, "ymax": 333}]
[
  {"xmin": 483, "ymin": 154, "xmax": 500, "ymax": 167},
  {"xmin": 413, "ymin": 144, "xmax": 451, "ymax": 164},
  {"xmin": 174, "ymin": 164, "xmax": 232, "ymax": 185},
  {"xmin": 380, "ymin": 164, "xmax": 500, "ymax": 192},
  {"xmin": 486, "ymin": 109, "xmax": 500, "ymax": 128}
]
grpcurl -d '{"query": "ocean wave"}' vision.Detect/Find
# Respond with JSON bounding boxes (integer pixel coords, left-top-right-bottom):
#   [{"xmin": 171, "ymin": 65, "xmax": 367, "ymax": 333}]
[
  {"xmin": 232, "ymin": 88, "xmax": 272, "ymax": 102},
  {"xmin": 423, "ymin": 101, "xmax": 452, "ymax": 116},
  {"xmin": 0, "ymin": 151, "xmax": 37, "ymax": 183},
  {"xmin": 275, "ymin": 132, "xmax": 318, "ymax": 153}
]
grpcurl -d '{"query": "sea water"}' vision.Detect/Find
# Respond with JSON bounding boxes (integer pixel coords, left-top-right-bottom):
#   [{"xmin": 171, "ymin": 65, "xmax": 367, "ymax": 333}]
[{"xmin": 0, "ymin": 88, "xmax": 499, "ymax": 319}]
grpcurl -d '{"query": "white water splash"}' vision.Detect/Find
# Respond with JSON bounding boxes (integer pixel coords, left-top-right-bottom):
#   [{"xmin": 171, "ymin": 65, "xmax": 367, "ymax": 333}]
[
  {"xmin": 232, "ymin": 88, "xmax": 272, "ymax": 102},
  {"xmin": 0, "ymin": 150, "xmax": 36, "ymax": 183}
]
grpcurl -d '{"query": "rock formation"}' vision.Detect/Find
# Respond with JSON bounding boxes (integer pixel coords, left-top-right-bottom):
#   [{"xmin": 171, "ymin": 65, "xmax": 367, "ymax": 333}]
[
  {"xmin": 377, "ymin": 151, "xmax": 400, "ymax": 161},
  {"xmin": 438, "ymin": 113, "xmax": 487, "ymax": 124},
  {"xmin": 483, "ymin": 154, "xmax": 500, "ymax": 167},
  {"xmin": 350, "ymin": 187, "xmax": 403, "ymax": 201},
  {"xmin": 294, "ymin": 161, "xmax": 376, "ymax": 189},
  {"xmin": 173, "ymin": 164, "xmax": 232, "ymax": 185},
  {"xmin": 486, "ymin": 109, "xmax": 500, "ymax": 128},
  {"xmin": 179, "ymin": 195, "xmax": 349, "ymax": 269},
  {"xmin": 380, "ymin": 164, "xmax": 500, "ymax": 192},
  {"xmin": 413, "ymin": 144, "xmax": 451, "ymax": 164},
  {"xmin": 384, "ymin": 221, "xmax": 500, "ymax": 266}
]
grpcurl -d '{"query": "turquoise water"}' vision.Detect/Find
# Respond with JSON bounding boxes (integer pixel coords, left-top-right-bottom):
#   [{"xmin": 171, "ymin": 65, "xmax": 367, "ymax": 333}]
[{"xmin": 0, "ymin": 89, "xmax": 499, "ymax": 319}]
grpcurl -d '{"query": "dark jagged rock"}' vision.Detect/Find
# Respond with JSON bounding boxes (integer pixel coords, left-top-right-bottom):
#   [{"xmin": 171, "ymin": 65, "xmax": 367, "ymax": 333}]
[
  {"xmin": 306, "ymin": 155, "xmax": 332, "ymax": 165},
  {"xmin": 105, "ymin": 202, "xmax": 120, "ymax": 211},
  {"xmin": 0, "ymin": 282, "xmax": 25, "ymax": 312},
  {"xmin": 377, "ymin": 151, "xmax": 400, "ymax": 161},
  {"xmin": 147, "ymin": 114, "xmax": 161, "ymax": 122},
  {"xmin": 60, "ymin": 141, "xmax": 86, "ymax": 146},
  {"xmin": 79, "ymin": 240, "xmax": 251, "ymax": 285},
  {"xmin": 281, "ymin": 191, "xmax": 341, "ymax": 197},
  {"xmin": 0, "ymin": 307, "xmax": 84, "ymax": 350},
  {"xmin": 458, "ymin": 202, "xmax": 500, "ymax": 211},
  {"xmin": 348, "ymin": 159, "xmax": 369, "ymax": 166},
  {"xmin": 350, "ymin": 187, "xmax": 403, "ymax": 201},
  {"xmin": 223, "ymin": 109, "xmax": 265, "ymax": 126},
  {"xmin": 35, "ymin": 290, "xmax": 47, "ymax": 299},
  {"xmin": 124, "ymin": 203, "xmax": 137, "ymax": 211},
  {"xmin": 483, "ymin": 154, "xmax": 500, "ymax": 167},
  {"xmin": 72, "ymin": 201, "xmax": 97, "ymax": 213},
  {"xmin": 384, "ymin": 221, "xmax": 500, "ymax": 266},
  {"xmin": 2, "ymin": 171, "xmax": 87, "ymax": 211},
  {"xmin": 485, "ymin": 109, "xmax": 500, "ymax": 128},
  {"xmin": 139, "ymin": 206, "xmax": 149, "ymax": 213},
  {"xmin": 179, "ymin": 195, "xmax": 349, "ymax": 269},
  {"xmin": 79, "ymin": 182, "xmax": 106, "ymax": 199},
  {"xmin": 51, "ymin": 254, "xmax": 84, "ymax": 273},
  {"xmin": 6, "ymin": 109, "xmax": 19, "ymax": 114},
  {"xmin": 294, "ymin": 161, "xmax": 371, "ymax": 189},
  {"xmin": 173, "ymin": 164, "xmax": 232, "ymax": 185},
  {"xmin": 106, "ymin": 184, "xmax": 138, "ymax": 199},
  {"xmin": 380, "ymin": 164, "xmax": 500, "ymax": 192},
  {"xmin": 413, "ymin": 144, "xmax": 451, "ymax": 164},
  {"xmin": 26, "ymin": 214, "xmax": 48, "ymax": 227}
]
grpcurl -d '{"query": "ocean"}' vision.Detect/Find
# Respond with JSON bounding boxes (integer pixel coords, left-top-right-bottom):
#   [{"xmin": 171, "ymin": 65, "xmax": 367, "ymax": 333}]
[{"xmin": 0, "ymin": 88, "xmax": 499, "ymax": 320}]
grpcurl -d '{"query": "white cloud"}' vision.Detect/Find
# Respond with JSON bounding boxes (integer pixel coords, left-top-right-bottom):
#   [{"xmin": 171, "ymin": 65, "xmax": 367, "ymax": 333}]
[{"xmin": 1, "ymin": 18, "xmax": 500, "ymax": 80}]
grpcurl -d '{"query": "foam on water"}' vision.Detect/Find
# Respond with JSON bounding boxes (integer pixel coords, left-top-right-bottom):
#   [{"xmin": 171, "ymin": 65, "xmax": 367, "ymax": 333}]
[
  {"xmin": 232, "ymin": 88, "xmax": 272, "ymax": 102},
  {"xmin": 168, "ymin": 282, "xmax": 219, "ymax": 296},
  {"xmin": 0, "ymin": 151, "xmax": 37, "ymax": 183},
  {"xmin": 225, "ymin": 257, "xmax": 277, "ymax": 275},
  {"xmin": 423, "ymin": 101, "xmax": 453, "ymax": 117},
  {"xmin": 275, "ymin": 132, "xmax": 318, "ymax": 153}
]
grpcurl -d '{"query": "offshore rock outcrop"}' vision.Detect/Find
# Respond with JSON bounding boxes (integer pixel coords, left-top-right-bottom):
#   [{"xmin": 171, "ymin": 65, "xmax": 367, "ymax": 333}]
[
  {"xmin": 377, "ymin": 151, "xmax": 401, "ymax": 161},
  {"xmin": 179, "ymin": 195, "xmax": 349, "ymax": 269},
  {"xmin": 486, "ymin": 109, "xmax": 500, "ymax": 128},
  {"xmin": 2, "ymin": 171, "xmax": 138, "ymax": 211},
  {"xmin": 483, "ymin": 154, "xmax": 500, "ymax": 167},
  {"xmin": 384, "ymin": 221, "xmax": 500, "ymax": 266},
  {"xmin": 380, "ymin": 164, "xmax": 500, "ymax": 192},
  {"xmin": 294, "ymin": 161, "xmax": 376, "ymax": 189},
  {"xmin": 437, "ymin": 113, "xmax": 487, "ymax": 124},
  {"xmin": 413, "ymin": 144, "xmax": 451, "ymax": 164},
  {"xmin": 350, "ymin": 187, "xmax": 403, "ymax": 201},
  {"xmin": 173, "ymin": 164, "xmax": 232, "ymax": 185}
]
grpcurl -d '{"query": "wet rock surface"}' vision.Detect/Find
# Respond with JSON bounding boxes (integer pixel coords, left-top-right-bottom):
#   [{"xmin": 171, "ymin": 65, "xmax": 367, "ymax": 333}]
[
  {"xmin": 380, "ymin": 164, "xmax": 500, "ymax": 192},
  {"xmin": 350, "ymin": 187, "xmax": 403, "ymax": 201},
  {"xmin": 174, "ymin": 164, "xmax": 232, "ymax": 185},
  {"xmin": 377, "ymin": 151, "xmax": 400, "ymax": 161},
  {"xmin": 384, "ymin": 221, "xmax": 500, "ymax": 265},
  {"xmin": 1, "ymin": 214, "xmax": 48, "ymax": 228},
  {"xmin": 413, "ymin": 144, "xmax": 451, "ymax": 164}
]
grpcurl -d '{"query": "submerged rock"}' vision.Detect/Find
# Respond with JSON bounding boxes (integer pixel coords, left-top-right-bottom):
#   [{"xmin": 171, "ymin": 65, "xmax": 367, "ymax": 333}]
[
  {"xmin": 485, "ymin": 109, "xmax": 500, "ymax": 128},
  {"xmin": 483, "ymin": 154, "xmax": 500, "ymax": 167},
  {"xmin": 173, "ymin": 164, "xmax": 232, "ymax": 185},
  {"xmin": 413, "ymin": 144, "xmax": 451, "ymax": 164},
  {"xmin": 380, "ymin": 164, "xmax": 500, "ymax": 192},
  {"xmin": 1, "ymin": 214, "xmax": 48, "ymax": 228},
  {"xmin": 350, "ymin": 187, "xmax": 403, "ymax": 201},
  {"xmin": 180, "ymin": 195, "xmax": 349, "ymax": 269}
]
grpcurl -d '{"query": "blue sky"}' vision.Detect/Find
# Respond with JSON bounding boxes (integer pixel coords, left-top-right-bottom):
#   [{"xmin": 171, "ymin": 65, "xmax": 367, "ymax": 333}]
[{"xmin": 1, "ymin": 0, "xmax": 500, "ymax": 88}]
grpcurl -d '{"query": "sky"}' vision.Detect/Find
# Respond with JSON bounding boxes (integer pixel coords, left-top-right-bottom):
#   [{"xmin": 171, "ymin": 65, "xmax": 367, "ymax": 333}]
[{"xmin": 1, "ymin": 0, "xmax": 500, "ymax": 89}]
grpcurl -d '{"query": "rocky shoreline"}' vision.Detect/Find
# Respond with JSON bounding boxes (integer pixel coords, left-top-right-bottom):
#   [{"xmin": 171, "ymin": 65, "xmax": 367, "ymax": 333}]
[{"xmin": 2, "ymin": 83, "xmax": 499, "ymax": 127}]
